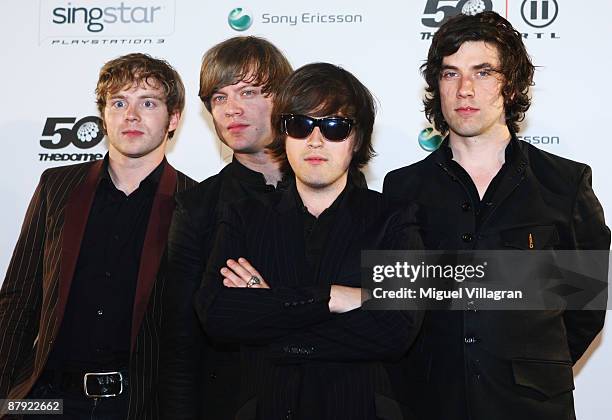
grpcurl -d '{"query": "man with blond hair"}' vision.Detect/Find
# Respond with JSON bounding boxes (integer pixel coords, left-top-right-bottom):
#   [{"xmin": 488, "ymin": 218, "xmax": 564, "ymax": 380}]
[
  {"xmin": 0, "ymin": 53, "xmax": 194, "ymax": 418},
  {"xmin": 163, "ymin": 36, "xmax": 293, "ymax": 419}
]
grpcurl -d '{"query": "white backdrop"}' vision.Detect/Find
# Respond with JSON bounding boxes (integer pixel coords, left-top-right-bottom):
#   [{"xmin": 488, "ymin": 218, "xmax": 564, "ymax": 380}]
[{"xmin": 1, "ymin": 1, "xmax": 610, "ymax": 417}]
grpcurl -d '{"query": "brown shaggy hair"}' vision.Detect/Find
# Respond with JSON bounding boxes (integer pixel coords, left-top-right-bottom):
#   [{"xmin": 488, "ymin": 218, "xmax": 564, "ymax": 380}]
[
  {"xmin": 95, "ymin": 53, "xmax": 185, "ymax": 138},
  {"xmin": 199, "ymin": 36, "xmax": 292, "ymax": 112}
]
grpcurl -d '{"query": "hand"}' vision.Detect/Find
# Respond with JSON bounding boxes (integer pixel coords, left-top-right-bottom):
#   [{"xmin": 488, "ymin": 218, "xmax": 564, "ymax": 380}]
[
  {"xmin": 221, "ymin": 258, "xmax": 270, "ymax": 289},
  {"xmin": 328, "ymin": 285, "xmax": 363, "ymax": 313}
]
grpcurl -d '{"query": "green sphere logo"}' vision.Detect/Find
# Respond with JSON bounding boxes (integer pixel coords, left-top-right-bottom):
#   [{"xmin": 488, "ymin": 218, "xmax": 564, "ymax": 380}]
[
  {"xmin": 418, "ymin": 128, "xmax": 443, "ymax": 151},
  {"xmin": 228, "ymin": 8, "xmax": 252, "ymax": 31}
]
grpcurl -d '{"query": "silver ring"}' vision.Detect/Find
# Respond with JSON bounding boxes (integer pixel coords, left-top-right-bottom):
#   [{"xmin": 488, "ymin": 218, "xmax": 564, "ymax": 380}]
[{"xmin": 246, "ymin": 276, "xmax": 261, "ymax": 288}]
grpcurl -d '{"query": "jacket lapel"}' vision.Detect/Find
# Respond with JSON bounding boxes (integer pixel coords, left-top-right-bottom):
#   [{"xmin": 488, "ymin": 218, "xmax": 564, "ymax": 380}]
[
  {"xmin": 57, "ymin": 160, "xmax": 104, "ymax": 328},
  {"xmin": 130, "ymin": 163, "xmax": 177, "ymax": 351}
]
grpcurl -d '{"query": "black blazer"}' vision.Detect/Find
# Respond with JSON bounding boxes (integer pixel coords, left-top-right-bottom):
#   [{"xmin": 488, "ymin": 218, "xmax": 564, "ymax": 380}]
[
  {"xmin": 383, "ymin": 136, "xmax": 610, "ymax": 420},
  {"xmin": 195, "ymin": 184, "xmax": 423, "ymax": 420},
  {"xmin": 0, "ymin": 159, "xmax": 195, "ymax": 419},
  {"xmin": 162, "ymin": 160, "xmax": 276, "ymax": 420}
]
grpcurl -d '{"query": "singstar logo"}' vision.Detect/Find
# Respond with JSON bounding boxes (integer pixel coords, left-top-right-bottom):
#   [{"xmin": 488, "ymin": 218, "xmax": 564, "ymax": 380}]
[
  {"xmin": 52, "ymin": 2, "xmax": 161, "ymax": 32},
  {"xmin": 228, "ymin": 7, "xmax": 253, "ymax": 31},
  {"xmin": 39, "ymin": 0, "xmax": 175, "ymax": 42}
]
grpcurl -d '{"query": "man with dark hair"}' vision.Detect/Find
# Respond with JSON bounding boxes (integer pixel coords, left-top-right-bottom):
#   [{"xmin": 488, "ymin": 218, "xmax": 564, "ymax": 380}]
[
  {"xmin": 0, "ymin": 53, "xmax": 195, "ymax": 418},
  {"xmin": 162, "ymin": 36, "xmax": 293, "ymax": 419},
  {"xmin": 196, "ymin": 62, "xmax": 423, "ymax": 420},
  {"xmin": 384, "ymin": 11, "xmax": 609, "ymax": 420}
]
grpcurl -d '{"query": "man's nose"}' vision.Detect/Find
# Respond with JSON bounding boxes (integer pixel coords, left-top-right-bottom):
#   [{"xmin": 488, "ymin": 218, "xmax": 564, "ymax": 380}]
[
  {"xmin": 457, "ymin": 75, "xmax": 475, "ymax": 98},
  {"xmin": 124, "ymin": 103, "xmax": 140, "ymax": 121},
  {"xmin": 305, "ymin": 127, "xmax": 325, "ymax": 147},
  {"xmin": 224, "ymin": 95, "xmax": 244, "ymax": 116}
]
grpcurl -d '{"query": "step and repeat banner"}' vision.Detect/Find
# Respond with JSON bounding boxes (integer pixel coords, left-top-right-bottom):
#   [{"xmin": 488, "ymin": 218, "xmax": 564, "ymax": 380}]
[{"xmin": 1, "ymin": 1, "xmax": 610, "ymax": 417}]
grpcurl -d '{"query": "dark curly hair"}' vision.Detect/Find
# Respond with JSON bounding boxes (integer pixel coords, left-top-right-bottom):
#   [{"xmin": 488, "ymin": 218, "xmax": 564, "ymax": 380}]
[
  {"xmin": 422, "ymin": 11, "xmax": 535, "ymax": 134},
  {"xmin": 268, "ymin": 62, "xmax": 376, "ymax": 173}
]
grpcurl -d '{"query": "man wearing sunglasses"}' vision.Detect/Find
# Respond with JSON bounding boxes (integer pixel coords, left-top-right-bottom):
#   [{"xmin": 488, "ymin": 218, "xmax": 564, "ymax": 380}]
[
  {"xmin": 160, "ymin": 36, "xmax": 293, "ymax": 419},
  {"xmin": 195, "ymin": 62, "xmax": 423, "ymax": 419},
  {"xmin": 383, "ymin": 11, "xmax": 609, "ymax": 420}
]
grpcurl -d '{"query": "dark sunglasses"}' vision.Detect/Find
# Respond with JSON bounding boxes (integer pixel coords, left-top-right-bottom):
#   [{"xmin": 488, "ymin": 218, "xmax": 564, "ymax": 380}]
[{"xmin": 280, "ymin": 114, "xmax": 354, "ymax": 142}]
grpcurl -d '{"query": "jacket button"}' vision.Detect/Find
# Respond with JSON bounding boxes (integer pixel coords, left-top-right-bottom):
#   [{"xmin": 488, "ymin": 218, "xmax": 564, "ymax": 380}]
[
  {"xmin": 461, "ymin": 233, "xmax": 473, "ymax": 243},
  {"xmin": 464, "ymin": 336, "xmax": 478, "ymax": 344},
  {"xmin": 461, "ymin": 202, "xmax": 471, "ymax": 211}
]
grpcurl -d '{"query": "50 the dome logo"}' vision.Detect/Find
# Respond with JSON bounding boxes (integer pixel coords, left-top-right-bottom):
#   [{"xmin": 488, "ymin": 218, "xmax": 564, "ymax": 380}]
[
  {"xmin": 421, "ymin": 0, "xmax": 493, "ymax": 28},
  {"xmin": 40, "ymin": 116, "xmax": 105, "ymax": 149}
]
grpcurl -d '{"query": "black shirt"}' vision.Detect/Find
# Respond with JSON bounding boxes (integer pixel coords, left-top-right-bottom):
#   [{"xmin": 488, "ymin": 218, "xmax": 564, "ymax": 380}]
[
  {"xmin": 48, "ymin": 158, "xmax": 163, "ymax": 371},
  {"xmin": 443, "ymin": 139, "xmax": 514, "ymax": 230},
  {"xmin": 219, "ymin": 157, "xmax": 281, "ymax": 204},
  {"xmin": 295, "ymin": 182, "xmax": 352, "ymax": 283}
]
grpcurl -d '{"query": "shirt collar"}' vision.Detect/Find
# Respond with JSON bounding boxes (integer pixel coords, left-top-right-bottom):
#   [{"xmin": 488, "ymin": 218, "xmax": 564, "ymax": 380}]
[
  {"xmin": 99, "ymin": 154, "xmax": 165, "ymax": 195},
  {"xmin": 225, "ymin": 156, "xmax": 271, "ymax": 187},
  {"xmin": 292, "ymin": 178, "xmax": 354, "ymax": 218},
  {"xmin": 441, "ymin": 135, "xmax": 515, "ymax": 164}
]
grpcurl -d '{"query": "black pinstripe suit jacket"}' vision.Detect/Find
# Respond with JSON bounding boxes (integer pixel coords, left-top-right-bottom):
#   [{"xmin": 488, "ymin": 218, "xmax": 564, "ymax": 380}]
[
  {"xmin": 0, "ymin": 158, "xmax": 195, "ymax": 419},
  {"xmin": 195, "ymin": 184, "xmax": 423, "ymax": 420}
]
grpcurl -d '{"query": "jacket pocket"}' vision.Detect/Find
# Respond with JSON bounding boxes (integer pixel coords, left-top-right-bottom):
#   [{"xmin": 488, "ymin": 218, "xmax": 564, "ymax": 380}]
[
  {"xmin": 501, "ymin": 225, "xmax": 560, "ymax": 250},
  {"xmin": 512, "ymin": 358, "xmax": 574, "ymax": 398}
]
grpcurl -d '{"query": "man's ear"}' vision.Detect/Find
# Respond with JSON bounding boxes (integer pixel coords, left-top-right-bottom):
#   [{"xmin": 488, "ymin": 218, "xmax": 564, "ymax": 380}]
[{"xmin": 168, "ymin": 110, "xmax": 181, "ymax": 132}]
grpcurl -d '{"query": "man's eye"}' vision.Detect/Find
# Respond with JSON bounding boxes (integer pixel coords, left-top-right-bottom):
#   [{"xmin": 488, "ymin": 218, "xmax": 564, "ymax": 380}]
[
  {"xmin": 242, "ymin": 89, "xmax": 257, "ymax": 97},
  {"xmin": 441, "ymin": 71, "xmax": 458, "ymax": 79},
  {"xmin": 112, "ymin": 100, "xmax": 126, "ymax": 108},
  {"xmin": 212, "ymin": 95, "xmax": 226, "ymax": 103},
  {"xmin": 476, "ymin": 70, "xmax": 492, "ymax": 79},
  {"xmin": 143, "ymin": 100, "xmax": 156, "ymax": 108}
]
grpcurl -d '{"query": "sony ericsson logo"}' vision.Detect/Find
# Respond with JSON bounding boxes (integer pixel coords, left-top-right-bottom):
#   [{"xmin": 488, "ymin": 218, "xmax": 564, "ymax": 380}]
[
  {"xmin": 228, "ymin": 8, "xmax": 253, "ymax": 31},
  {"xmin": 418, "ymin": 128, "xmax": 444, "ymax": 152},
  {"xmin": 40, "ymin": 0, "xmax": 175, "ymax": 41}
]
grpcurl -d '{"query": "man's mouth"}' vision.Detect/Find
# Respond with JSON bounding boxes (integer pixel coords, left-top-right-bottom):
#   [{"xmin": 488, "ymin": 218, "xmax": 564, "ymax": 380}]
[
  {"xmin": 304, "ymin": 156, "xmax": 327, "ymax": 165},
  {"xmin": 122, "ymin": 130, "xmax": 144, "ymax": 137},
  {"xmin": 227, "ymin": 123, "xmax": 249, "ymax": 132},
  {"xmin": 455, "ymin": 106, "xmax": 479, "ymax": 116}
]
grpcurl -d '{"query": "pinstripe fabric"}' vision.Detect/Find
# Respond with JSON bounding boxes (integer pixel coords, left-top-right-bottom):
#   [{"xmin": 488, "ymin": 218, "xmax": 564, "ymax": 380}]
[
  {"xmin": 0, "ymin": 160, "xmax": 195, "ymax": 420},
  {"xmin": 196, "ymin": 185, "xmax": 423, "ymax": 419}
]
